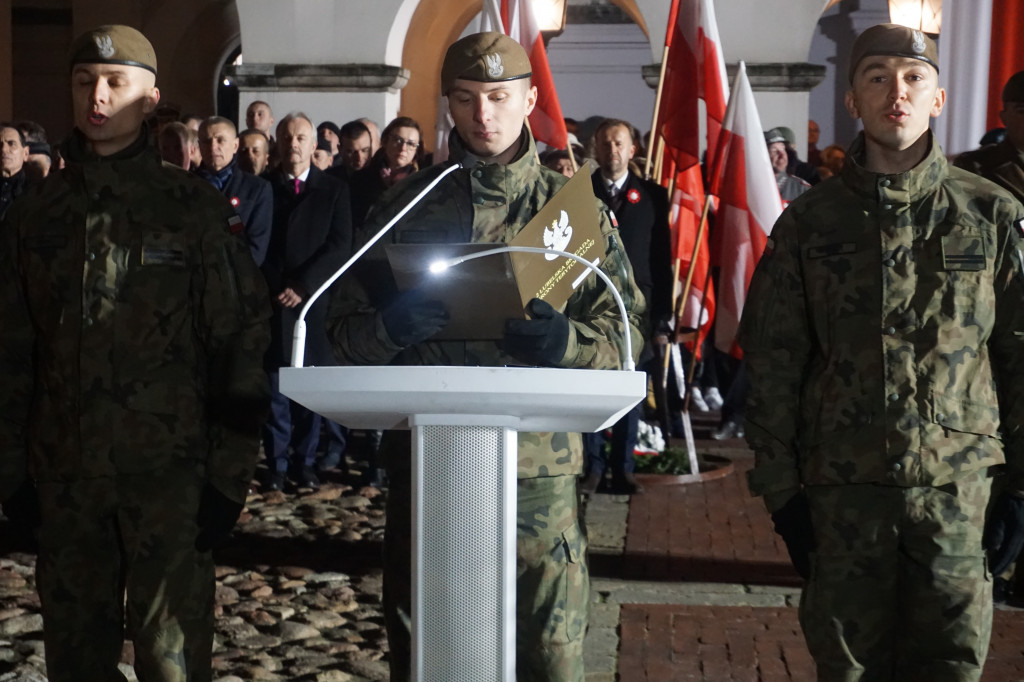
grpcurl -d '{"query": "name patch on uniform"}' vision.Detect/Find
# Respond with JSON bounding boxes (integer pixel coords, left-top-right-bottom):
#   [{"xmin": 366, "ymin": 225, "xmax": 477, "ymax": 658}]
[
  {"xmin": 141, "ymin": 246, "xmax": 186, "ymax": 266},
  {"xmin": 941, "ymin": 235, "xmax": 986, "ymax": 271},
  {"xmin": 806, "ymin": 242, "xmax": 857, "ymax": 259}
]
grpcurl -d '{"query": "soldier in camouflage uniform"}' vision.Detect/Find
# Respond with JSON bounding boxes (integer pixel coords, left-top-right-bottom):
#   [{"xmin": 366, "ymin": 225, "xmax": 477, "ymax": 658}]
[
  {"xmin": 0, "ymin": 25, "xmax": 271, "ymax": 682},
  {"xmin": 955, "ymin": 71, "xmax": 1024, "ymax": 206},
  {"xmin": 741, "ymin": 24, "xmax": 1024, "ymax": 681},
  {"xmin": 327, "ymin": 32, "xmax": 644, "ymax": 682},
  {"xmin": 955, "ymin": 71, "xmax": 1024, "ymax": 604}
]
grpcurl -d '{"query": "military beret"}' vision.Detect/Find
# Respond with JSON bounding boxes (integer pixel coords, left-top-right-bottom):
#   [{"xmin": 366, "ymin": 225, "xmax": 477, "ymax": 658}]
[
  {"xmin": 68, "ymin": 24, "xmax": 157, "ymax": 75},
  {"xmin": 848, "ymin": 23, "xmax": 938, "ymax": 83},
  {"xmin": 776, "ymin": 126, "xmax": 796, "ymax": 145},
  {"xmin": 441, "ymin": 32, "xmax": 532, "ymax": 95},
  {"xmin": 764, "ymin": 128, "xmax": 787, "ymax": 145},
  {"xmin": 1002, "ymin": 71, "xmax": 1024, "ymax": 103}
]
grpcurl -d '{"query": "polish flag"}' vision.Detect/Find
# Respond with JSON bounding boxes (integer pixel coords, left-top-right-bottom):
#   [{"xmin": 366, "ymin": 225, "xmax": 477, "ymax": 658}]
[
  {"xmin": 656, "ymin": 0, "xmax": 730, "ymax": 170},
  {"xmin": 482, "ymin": 0, "xmax": 569, "ymax": 149},
  {"xmin": 669, "ymin": 162, "xmax": 715, "ymax": 354},
  {"xmin": 708, "ymin": 62, "xmax": 784, "ymax": 357}
]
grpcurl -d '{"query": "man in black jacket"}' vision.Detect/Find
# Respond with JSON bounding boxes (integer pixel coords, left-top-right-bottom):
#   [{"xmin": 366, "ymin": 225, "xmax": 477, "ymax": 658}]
[
  {"xmin": 197, "ymin": 116, "xmax": 272, "ymax": 266},
  {"xmin": 262, "ymin": 112, "xmax": 352, "ymax": 491},
  {"xmin": 583, "ymin": 118, "xmax": 672, "ymax": 494}
]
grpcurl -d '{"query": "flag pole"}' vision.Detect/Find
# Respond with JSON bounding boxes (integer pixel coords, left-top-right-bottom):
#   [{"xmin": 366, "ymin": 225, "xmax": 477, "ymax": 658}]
[
  {"xmin": 644, "ymin": 0, "xmax": 679, "ymax": 180},
  {"xmin": 653, "ymin": 136, "xmax": 666, "ymax": 185},
  {"xmin": 566, "ymin": 141, "xmax": 579, "ymax": 174}
]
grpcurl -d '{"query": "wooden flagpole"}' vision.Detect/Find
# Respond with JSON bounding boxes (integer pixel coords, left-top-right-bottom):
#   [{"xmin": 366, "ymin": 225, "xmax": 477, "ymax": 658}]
[{"xmin": 644, "ymin": 44, "xmax": 671, "ymax": 180}]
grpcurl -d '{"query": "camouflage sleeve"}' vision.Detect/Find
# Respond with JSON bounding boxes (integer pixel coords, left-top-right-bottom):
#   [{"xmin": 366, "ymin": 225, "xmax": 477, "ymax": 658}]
[
  {"xmin": 0, "ymin": 207, "xmax": 33, "ymax": 500},
  {"xmin": 559, "ymin": 202, "xmax": 646, "ymax": 370},
  {"xmin": 738, "ymin": 211, "xmax": 812, "ymax": 512},
  {"xmin": 199, "ymin": 204, "xmax": 273, "ymax": 503},
  {"xmin": 989, "ymin": 208, "xmax": 1024, "ymax": 494}
]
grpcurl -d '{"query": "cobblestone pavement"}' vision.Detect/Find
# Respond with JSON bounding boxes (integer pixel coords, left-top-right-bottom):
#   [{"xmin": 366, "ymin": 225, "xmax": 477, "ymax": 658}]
[{"xmin": 3, "ymin": 420, "xmax": 1024, "ymax": 681}]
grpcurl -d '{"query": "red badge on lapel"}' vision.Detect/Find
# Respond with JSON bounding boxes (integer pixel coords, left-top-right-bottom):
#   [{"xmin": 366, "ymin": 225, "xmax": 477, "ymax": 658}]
[
  {"xmin": 626, "ymin": 188, "xmax": 641, "ymax": 204},
  {"xmin": 230, "ymin": 197, "xmax": 240, "ymax": 208}
]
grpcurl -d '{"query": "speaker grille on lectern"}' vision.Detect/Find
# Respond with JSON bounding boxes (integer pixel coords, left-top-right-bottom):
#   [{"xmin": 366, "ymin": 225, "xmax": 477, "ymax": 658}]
[{"xmin": 419, "ymin": 424, "xmax": 505, "ymax": 680}]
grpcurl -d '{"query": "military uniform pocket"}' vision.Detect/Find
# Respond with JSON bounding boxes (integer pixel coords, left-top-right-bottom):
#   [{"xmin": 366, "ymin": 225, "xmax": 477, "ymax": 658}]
[{"xmin": 556, "ymin": 523, "xmax": 589, "ymax": 644}]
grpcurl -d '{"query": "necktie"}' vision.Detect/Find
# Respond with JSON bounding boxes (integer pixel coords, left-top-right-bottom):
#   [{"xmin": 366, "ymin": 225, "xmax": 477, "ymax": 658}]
[{"xmin": 293, "ymin": 178, "xmax": 301, "ymax": 195}]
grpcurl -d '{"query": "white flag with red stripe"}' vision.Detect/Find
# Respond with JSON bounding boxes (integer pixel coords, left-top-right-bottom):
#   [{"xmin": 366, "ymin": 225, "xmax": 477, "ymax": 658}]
[
  {"xmin": 708, "ymin": 62, "xmax": 783, "ymax": 357},
  {"xmin": 480, "ymin": 0, "xmax": 568, "ymax": 148},
  {"xmin": 656, "ymin": 0, "xmax": 730, "ymax": 170}
]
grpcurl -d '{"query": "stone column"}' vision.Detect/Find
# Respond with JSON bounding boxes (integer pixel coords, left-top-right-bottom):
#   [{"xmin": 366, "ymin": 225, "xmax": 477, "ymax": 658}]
[{"xmin": 230, "ymin": 0, "xmax": 415, "ymax": 132}]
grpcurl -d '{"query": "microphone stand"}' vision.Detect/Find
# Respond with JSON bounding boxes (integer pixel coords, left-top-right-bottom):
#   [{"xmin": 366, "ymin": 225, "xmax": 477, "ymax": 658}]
[
  {"xmin": 290, "ymin": 162, "xmax": 463, "ymax": 367},
  {"xmin": 429, "ymin": 245, "xmax": 637, "ymax": 371}
]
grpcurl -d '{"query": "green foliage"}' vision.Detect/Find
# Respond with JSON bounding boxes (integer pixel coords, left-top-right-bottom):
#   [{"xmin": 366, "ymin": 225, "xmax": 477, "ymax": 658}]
[{"xmin": 633, "ymin": 447, "xmax": 694, "ymax": 475}]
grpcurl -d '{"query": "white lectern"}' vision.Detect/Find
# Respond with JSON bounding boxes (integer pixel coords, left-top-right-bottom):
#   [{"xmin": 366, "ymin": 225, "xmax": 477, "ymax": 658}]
[{"xmin": 281, "ymin": 365, "xmax": 645, "ymax": 681}]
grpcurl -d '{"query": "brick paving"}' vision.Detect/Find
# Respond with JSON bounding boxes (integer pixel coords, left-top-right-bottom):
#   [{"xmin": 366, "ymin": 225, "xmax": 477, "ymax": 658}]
[{"xmin": 616, "ymin": 443, "xmax": 1024, "ymax": 681}]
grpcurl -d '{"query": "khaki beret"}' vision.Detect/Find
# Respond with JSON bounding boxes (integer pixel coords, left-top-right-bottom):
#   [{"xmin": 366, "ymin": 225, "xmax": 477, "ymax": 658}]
[
  {"xmin": 69, "ymin": 25, "xmax": 157, "ymax": 75},
  {"xmin": 441, "ymin": 32, "xmax": 532, "ymax": 95},
  {"xmin": 1003, "ymin": 71, "xmax": 1024, "ymax": 103},
  {"xmin": 848, "ymin": 23, "xmax": 938, "ymax": 83}
]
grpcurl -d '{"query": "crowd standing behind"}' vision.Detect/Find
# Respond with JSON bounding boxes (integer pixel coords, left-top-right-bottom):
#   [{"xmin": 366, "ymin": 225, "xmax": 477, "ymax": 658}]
[{"xmin": 4, "ymin": 19, "xmax": 1024, "ymax": 681}]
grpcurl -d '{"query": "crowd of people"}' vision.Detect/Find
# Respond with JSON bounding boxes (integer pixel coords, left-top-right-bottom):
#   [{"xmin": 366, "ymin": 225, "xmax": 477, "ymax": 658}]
[{"xmin": 3, "ymin": 17, "xmax": 1024, "ymax": 682}]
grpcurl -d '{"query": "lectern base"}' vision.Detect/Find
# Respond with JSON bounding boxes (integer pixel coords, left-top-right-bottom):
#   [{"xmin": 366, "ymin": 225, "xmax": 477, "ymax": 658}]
[{"xmin": 412, "ymin": 419, "xmax": 517, "ymax": 682}]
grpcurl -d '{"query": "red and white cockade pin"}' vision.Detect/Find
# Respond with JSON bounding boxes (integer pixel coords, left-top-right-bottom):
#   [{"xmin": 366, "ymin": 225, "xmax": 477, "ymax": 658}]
[
  {"xmin": 230, "ymin": 197, "xmax": 240, "ymax": 207},
  {"xmin": 626, "ymin": 188, "xmax": 641, "ymax": 204}
]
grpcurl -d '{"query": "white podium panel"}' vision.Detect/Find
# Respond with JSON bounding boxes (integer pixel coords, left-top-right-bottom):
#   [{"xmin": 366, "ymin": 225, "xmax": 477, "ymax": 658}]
[
  {"xmin": 280, "ymin": 365, "xmax": 644, "ymax": 681},
  {"xmin": 280, "ymin": 365, "xmax": 646, "ymax": 432}
]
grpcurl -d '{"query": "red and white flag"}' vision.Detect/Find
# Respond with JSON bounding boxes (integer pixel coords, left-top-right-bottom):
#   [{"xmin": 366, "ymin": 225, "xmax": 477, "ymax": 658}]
[
  {"xmin": 481, "ymin": 0, "xmax": 569, "ymax": 148},
  {"xmin": 669, "ymin": 162, "xmax": 715, "ymax": 353},
  {"xmin": 656, "ymin": 0, "xmax": 730, "ymax": 170},
  {"xmin": 708, "ymin": 62, "xmax": 784, "ymax": 357}
]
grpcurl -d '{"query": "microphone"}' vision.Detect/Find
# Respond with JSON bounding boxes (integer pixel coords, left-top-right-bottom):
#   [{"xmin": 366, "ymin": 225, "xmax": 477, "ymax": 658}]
[
  {"xmin": 291, "ymin": 163, "xmax": 463, "ymax": 367},
  {"xmin": 428, "ymin": 245, "xmax": 637, "ymax": 372}
]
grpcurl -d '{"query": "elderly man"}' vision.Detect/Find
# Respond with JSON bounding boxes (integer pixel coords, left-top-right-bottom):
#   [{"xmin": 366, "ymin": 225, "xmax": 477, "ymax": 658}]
[
  {"xmin": 742, "ymin": 24, "xmax": 1024, "ymax": 681},
  {"xmin": 0, "ymin": 123, "xmax": 29, "ymax": 219},
  {"xmin": 262, "ymin": 113, "xmax": 352, "ymax": 492},
  {"xmin": 328, "ymin": 32, "xmax": 644, "ymax": 682},
  {"xmin": 0, "ymin": 25, "xmax": 270, "ymax": 681},
  {"xmin": 197, "ymin": 116, "xmax": 273, "ymax": 266}
]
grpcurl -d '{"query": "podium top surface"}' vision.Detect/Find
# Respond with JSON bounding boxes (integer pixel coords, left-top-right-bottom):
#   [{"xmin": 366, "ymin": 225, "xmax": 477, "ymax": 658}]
[{"xmin": 280, "ymin": 365, "xmax": 646, "ymax": 432}]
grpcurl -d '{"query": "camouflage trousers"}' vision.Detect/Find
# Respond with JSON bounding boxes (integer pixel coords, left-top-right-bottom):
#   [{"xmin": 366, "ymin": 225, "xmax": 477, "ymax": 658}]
[
  {"xmin": 801, "ymin": 472, "xmax": 992, "ymax": 682},
  {"xmin": 34, "ymin": 462, "xmax": 215, "ymax": 682},
  {"xmin": 382, "ymin": 438, "xmax": 588, "ymax": 682}
]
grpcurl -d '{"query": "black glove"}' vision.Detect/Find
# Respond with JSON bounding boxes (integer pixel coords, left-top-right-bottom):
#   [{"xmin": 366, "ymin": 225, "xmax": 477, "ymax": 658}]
[
  {"xmin": 195, "ymin": 483, "xmax": 245, "ymax": 552},
  {"xmin": 380, "ymin": 289, "xmax": 449, "ymax": 347},
  {"xmin": 2, "ymin": 479, "xmax": 40, "ymax": 529},
  {"xmin": 771, "ymin": 492, "xmax": 815, "ymax": 580},
  {"xmin": 985, "ymin": 493, "xmax": 1024, "ymax": 576},
  {"xmin": 503, "ymin": 298, "xmax": 570, "ymax": 367}
]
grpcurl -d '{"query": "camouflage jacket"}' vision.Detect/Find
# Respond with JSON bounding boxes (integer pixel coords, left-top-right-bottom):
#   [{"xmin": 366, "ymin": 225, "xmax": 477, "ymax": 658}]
[
  {"xmin": 954, "ymin": 139, "xmax": 1024, "ymax": 205},
  {"xmin": 327, "ymin": 129, "xmax": 645, "ymax": 478},
  {"xmin": 0, "ymin": 130, "xmax": 271, "ymax": 503},
  {"xmin": 740, "ymin": 132, "xmax": 1024, "ymax": 511}
]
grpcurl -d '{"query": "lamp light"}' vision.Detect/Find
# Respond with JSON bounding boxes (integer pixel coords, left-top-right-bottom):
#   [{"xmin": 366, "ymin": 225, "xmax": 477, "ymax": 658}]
[
  {"xmin": 888, "ymin": 0, "xmax": 942, "ymax": 34},
  {"xmin": 532, "ymin": 0, "xmax": 568, "ymax": 38}
]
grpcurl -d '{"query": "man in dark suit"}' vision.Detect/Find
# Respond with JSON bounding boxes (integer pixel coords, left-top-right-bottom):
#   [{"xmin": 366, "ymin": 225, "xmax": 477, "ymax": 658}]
[
  {"xmin": 583, "ymin": 118, "xmax": 672, "ymax": 495},
  {"xmin": 197, "ymin": 116, "xmax": 272, "ymax": 265},
  {"xmin": 262, "ymin": 112, "xmax": 352, "ymax": 491}
]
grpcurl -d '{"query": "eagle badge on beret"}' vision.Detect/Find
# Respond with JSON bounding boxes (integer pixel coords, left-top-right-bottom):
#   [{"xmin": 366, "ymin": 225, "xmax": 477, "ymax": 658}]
[
  {"xmin": 911, "ymin": 30, "xmax": 926, "ymax": 54},
  {"xmin": 485, "ymin": 53, "xmax": 504, "ymax": 79},
  {"xmin": 95, "ymin": 34, "xmax": 116, "ymax": 59}
]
